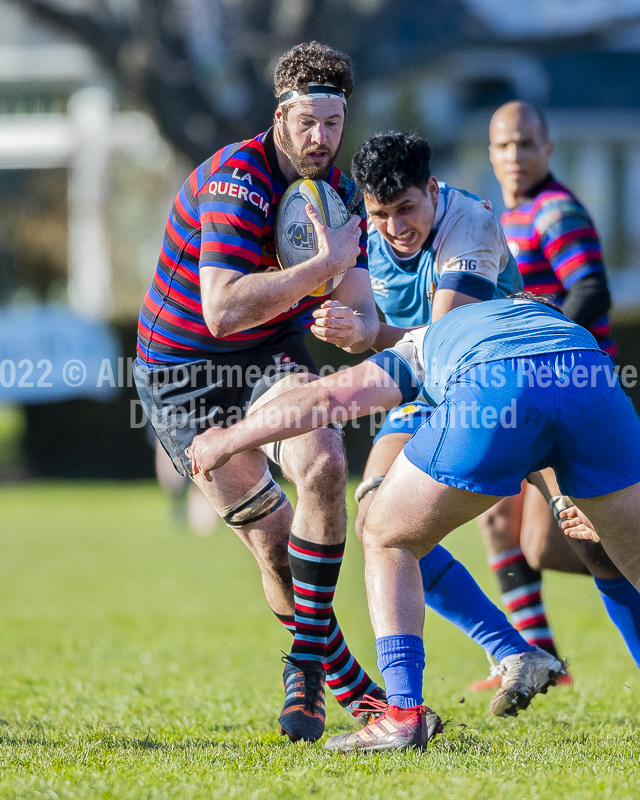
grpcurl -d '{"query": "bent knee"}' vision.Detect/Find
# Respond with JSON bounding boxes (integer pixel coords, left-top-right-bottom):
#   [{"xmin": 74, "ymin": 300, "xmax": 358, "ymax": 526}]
[
  {"xmin": 286, "ymin": 434, "xmax": 346, "ymax": 493},
  {"xmin": 521, "ymin": 546, "xmax": 544, "ymax": 572},
  {"xmin": 361, "ymin": 515, "xmax": 395, "ymax": 551}
]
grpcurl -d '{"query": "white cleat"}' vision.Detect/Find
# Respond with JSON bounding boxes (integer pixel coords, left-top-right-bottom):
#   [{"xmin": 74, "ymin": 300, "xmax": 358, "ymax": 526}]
[{"xmin": 489, "ymin": 646, "xmax": 563, "ymax": 718}]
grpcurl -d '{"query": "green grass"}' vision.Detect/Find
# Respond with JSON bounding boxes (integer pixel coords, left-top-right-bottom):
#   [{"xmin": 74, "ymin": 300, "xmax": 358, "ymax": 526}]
[
  {"xmin": 0, "ymin": 481, "xmax": 638, "ymax": 799},
  {"xmin": 0, "ymin": 406, "xmax": 25, "ymax": 473}
]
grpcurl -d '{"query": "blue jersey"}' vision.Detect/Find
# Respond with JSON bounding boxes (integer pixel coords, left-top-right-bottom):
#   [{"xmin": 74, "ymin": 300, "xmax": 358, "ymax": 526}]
[
  {"xmin": 373, "ymin": 298, "xmax": 602, "ymax": 407},
  {"xmin": 368, "ymin": 183, "xmax": 523, "ymax": 327}
]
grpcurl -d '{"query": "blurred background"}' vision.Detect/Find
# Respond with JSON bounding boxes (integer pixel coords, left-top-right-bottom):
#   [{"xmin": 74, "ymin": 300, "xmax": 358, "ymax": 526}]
[{"xmin": 1, "ymin": 0, "xmax": 640, "ymax": 485}]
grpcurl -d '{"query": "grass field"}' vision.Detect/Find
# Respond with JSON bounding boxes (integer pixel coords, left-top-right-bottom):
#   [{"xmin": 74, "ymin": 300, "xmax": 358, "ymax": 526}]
[{"xmin": 0, "ymin": 480, "xmax": 638, "ymax": 800}]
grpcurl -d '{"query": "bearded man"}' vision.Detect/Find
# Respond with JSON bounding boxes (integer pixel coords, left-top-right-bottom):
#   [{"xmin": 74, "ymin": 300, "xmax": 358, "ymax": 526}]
[{"xmin": 134, "ymin": 42, "xmax": 382, "ymax": 743}]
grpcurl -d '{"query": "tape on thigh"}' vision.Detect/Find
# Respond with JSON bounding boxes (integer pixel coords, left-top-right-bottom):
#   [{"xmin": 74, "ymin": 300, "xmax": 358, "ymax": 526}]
[
  {"xmin": 549, "ymin": 495, "xmax": 574, "ymax": 525},
  {"xmin": 262, "ymin": 422, "xmax": 344, "ymax": 468},
  {"xmin": 218, "ymin": 470, "xmax": 287, "ymax": 528},
  {"xmin": 354, "ymin": 475, "xmax": 384, "ymax": 505}
]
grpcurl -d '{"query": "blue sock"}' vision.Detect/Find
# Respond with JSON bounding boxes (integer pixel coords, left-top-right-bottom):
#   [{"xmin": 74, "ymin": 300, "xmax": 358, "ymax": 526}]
[
  {"xmin": 376, "ymin": 634, "xmax": 424, "ymax": 708},
  {"xmin": 594, "ymin": 576, "xmax": 640, "ymax": 668},
  {"xmin": 420, "ymin": 545, "xmax": 534, "ymax": 663}
]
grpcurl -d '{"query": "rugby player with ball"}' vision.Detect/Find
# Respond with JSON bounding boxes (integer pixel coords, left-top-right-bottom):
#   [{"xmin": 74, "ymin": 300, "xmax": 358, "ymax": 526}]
[{"xmin": 135, "ymin": 41, "xmax": 383, "ymax": 743}]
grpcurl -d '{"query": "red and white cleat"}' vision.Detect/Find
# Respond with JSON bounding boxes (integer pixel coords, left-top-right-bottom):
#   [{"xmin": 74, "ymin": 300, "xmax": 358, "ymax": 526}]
[{"xmin": 325, "ymin": 695, "xmax": 443, "ymax": 753}]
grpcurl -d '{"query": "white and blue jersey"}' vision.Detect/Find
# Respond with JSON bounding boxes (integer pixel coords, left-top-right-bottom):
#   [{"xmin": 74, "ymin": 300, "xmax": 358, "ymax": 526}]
[
  {"xmin": 368, "ymin": 183, "xmax": 523, "ymax": 329},
  {"xmin": 369, "ymin": 299, "xmax": 640, "ymax": 498}
]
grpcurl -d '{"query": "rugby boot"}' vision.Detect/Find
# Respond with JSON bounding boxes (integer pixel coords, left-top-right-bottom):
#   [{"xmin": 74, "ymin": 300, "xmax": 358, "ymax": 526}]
[
  {"xmin": 279, "ymin": 654, "xmax": 326, "ymax": 742},
  {"xmin": 325, "ymin": 695, "xmax": 443, "ymax": 753},
  {"xmin": 489, "ymin": 646, "xmax": 564, "ymax": 717},
  {"xmin": 468, "ymin": 668, "xmax": 573, "ymax": 692},
  {"xmin": 348, "ymin": 685, "xmax": 388, "ymax": 726}
]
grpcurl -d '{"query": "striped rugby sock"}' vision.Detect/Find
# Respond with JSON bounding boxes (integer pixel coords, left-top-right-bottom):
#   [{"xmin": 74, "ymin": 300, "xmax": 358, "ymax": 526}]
[
  {"xmin": 287, "ymin": 534, "xmax": 344, "ymax": 664},
  {"xmin": 490, "ymin": 547, "xmax": 559, "ymax": 658},
  {"xmin": 324, "ymin": 613, "xmax": 377, "ymax": 706},
  {"xmin": 276, "ymin": 611, "xmax": 378, "ymax": 708}
]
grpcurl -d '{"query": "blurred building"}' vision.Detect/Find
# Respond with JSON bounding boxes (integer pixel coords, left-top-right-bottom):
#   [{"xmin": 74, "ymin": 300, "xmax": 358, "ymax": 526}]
[
  {"xmin": 0, "ymin": 0, "xmax": 182, "ymax": 477},
  {"xmin": 0, "ymin": 0, "xmax": 183, "ymax": 321},
  {"xmin": 3, "ymin": 0, "xmax": 640, "ymax": 321}
]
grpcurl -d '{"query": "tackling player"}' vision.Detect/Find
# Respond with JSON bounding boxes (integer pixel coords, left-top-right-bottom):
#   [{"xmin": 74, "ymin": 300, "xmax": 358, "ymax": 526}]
[
  {"xmin": 134, "ymin": 42, "xmax": 383, "ymax": 743},
  {"xmin": 349, "ymin": 132, "xmax": 537, "ymax": 677},
  {"xmin": 188, "ymin": 294, "xmax": 640, "ymax": 753},
  {"xmin": 474, "ymin": 101, "xmax": 640, "ymax": 680}
]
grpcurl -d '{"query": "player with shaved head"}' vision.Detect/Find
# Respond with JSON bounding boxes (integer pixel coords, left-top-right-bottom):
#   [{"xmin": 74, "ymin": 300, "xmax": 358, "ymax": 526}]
[
  {"xmin": 135, "ymin": 42, "xmax": 383, "ymax": 743},
  {"xmin": 471, "ymin": 100, "xmax": 640, "ymax": 687}
]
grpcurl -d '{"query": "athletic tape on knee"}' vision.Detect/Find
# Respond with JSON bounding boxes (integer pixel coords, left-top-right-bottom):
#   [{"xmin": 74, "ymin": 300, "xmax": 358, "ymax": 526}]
[
  {"xmin": 549, "ymin": 495, "xmax": 573, "ymax": 525},
  {"xmin": 219, "ymin": 470, "xmax": 286, "ymax": 528},
  {"xmin": 354, "ymin": 475, "xmax": 384, "ymax": 505},
  {"xmin": 262, "ymin": 439, "xmax": 285, "ymax": 469},
  {"xmin": 263, "ymin": 422, "xmax": 343, "ymax": 468}
]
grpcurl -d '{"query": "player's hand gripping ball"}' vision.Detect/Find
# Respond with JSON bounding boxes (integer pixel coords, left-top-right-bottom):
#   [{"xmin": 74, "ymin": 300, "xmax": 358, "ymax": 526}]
[{"xmin": 276, "ymin": 179, "xmax": 350, "ymax": 297}]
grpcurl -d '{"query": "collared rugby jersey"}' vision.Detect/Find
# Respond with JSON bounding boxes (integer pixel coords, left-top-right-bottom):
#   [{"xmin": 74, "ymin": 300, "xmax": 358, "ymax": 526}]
[
  {"xmin": 368, "ymin": 183, "xmax": 522, "ymax": 328},
  {"xmin": 501, "ymin": 175, "xmax": 615, "ymax": 355},
  {"xmin": 137, "ymin": 129, "xmax": 368, "ymax": 365}
]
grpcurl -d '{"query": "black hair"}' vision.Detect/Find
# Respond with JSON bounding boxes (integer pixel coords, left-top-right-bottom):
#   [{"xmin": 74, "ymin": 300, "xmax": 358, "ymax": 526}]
[
  {"xmin": 350, "ymin": 132, "xmax": 432, "ymax": 202},
  {"xmin": 506, "ymin": 291, "xmax": 562, "ymax": 313}
]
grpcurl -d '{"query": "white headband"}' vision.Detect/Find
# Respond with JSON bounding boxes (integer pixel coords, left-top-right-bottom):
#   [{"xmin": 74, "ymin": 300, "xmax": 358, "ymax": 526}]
[{"xmin": 277, "ymin": 82, "xmax": 346, "ymax": 108}]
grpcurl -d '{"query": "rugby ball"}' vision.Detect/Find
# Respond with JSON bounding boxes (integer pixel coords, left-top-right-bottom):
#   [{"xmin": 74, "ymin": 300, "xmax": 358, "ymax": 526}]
[{"xmin": 276, "ymin": 179, "xmax": 350, "ymax": 297}]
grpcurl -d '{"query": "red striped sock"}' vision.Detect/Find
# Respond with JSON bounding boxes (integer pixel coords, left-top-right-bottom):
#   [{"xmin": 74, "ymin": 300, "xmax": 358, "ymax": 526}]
[
  {"xmin": 287, "ymin": 534, "xmax": 344, "ymax": 663},
  {"xmin": 275, "ymin": 611, "xmax": 378, "ymax": 708},
  {"xmin": 489, "ymin": 547, "xmax": 559, "ymax": 658}
]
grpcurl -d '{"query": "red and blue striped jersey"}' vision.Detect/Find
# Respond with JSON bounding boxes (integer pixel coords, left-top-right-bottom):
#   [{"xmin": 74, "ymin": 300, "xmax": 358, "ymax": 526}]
[
  {"xmin": 137, "ymin": 129, "xmax": 368, "ymax": 365},
  {"xmin": 501, "ymin": 176, "xmax": 616, "ymax": 355}
]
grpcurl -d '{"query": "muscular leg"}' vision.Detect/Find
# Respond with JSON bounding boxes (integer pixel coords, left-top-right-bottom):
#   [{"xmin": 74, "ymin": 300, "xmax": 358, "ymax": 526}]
[
  {"xmin": 564, "ymin": 482, "xmax": 640, "ymax": 667},
  {"xmin": 253, "ymin": 375, "xmax": 348, "ymax": 669},
  {"xmin": 573, "ymin": 482, "xmax": 640, "ymax": 589},
  {"xmin": 355, "ymin": 433, "xmax": 410, "ymax": 541},
  {"xmin": 252, "ymin": 373, "xmax": 379, "ymax": 737},
  {"xmin": 357, "ymin": 433, "xmax": 534, "ymax": 664},
  {"xmin": 529, "ymin": 495, "xmax": 640, "ymax": 664},
  {"xmin": 520, "ymin": 474, "xmax": 590, "ymax": 574},
  {"xmin": 363, "ymin": 452, "xmax": 500, "ymax": 707},
  {"xmin": 528, "ymin": 471, "xmax": 640, "ymax": 668},
  {"xmin": 478, "ymin": 492, "xmax": 524, "ymax": 558},
  {"xmin": 192, "ymin": 448, "xmax": 293, "ymax": 616},
  {"xmin": 523, "ymin": 468, "xmax": 610, "ymax": 576}
]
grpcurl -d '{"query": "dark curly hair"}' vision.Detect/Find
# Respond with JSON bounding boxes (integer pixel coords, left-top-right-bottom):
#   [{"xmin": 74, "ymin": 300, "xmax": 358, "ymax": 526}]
[
  {"xmin": 351, "ymin": 132, "xmax": 432, "ymax": 202},
  {"xmin": 273, "ymin": 41, "xmax": 354, "ymax": 100}
]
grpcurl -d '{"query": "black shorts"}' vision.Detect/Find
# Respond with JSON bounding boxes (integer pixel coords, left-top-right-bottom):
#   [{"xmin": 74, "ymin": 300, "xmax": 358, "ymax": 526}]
[{"xmin": 134, "ymin": 329, "xmax": 317, "ymax": 477}]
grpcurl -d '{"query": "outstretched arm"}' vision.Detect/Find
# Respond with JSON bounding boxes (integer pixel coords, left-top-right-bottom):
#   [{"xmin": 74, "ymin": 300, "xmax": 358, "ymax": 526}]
[{"xmin": 189, "ymin": 360, "xmax": 403, "ymax": 478}]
